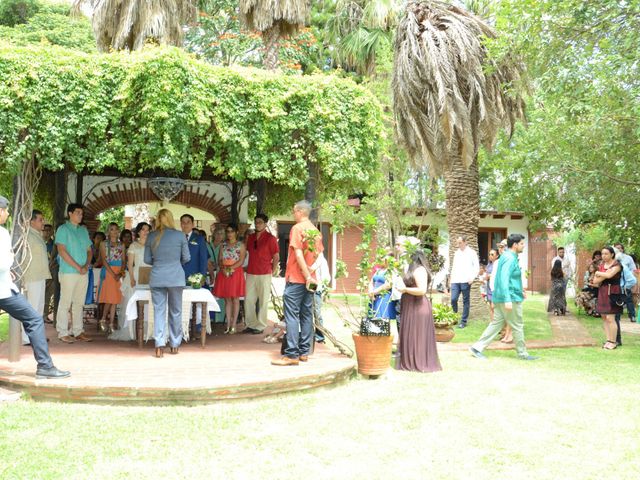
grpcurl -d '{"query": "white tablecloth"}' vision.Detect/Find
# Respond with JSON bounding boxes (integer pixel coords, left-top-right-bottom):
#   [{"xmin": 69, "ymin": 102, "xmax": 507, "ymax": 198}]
[{"xmin": 125, "ymin": 287, "xmax": 220, "ymax": 342}]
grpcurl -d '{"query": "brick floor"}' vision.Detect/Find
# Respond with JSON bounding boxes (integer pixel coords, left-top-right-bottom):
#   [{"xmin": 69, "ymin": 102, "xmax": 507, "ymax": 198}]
[{"xmin": 0, "ymin": 323, "xmax": 356, "ymax": 404}]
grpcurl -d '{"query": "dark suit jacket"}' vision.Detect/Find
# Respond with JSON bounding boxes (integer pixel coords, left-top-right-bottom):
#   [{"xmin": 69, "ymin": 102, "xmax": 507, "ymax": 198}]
[
  {"xmin": 144, "ymin": 228, "xmax": 190, "ymax": 288},
  {"xmin": 182, "ymin": 231, "xmax": 209, "ymax": 281}
]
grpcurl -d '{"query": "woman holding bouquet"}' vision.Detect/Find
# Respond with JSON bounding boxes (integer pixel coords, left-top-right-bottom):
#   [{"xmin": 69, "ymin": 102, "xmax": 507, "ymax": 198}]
[{"xmin": 213, "ymin": 224, "xmax": 246, "ymax": 334}]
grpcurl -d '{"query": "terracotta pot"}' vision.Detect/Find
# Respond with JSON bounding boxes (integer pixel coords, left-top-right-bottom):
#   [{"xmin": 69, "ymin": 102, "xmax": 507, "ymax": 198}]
[
  {"xmin": 352, "ymin": 333, "xmax": 393, "ymax": 376},
  {"xmin": 435, "ymin": 325, "xmax": 455, "ymax": 343}
]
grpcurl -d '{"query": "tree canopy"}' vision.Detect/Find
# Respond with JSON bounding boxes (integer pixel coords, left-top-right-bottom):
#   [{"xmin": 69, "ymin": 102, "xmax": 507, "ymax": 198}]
[
  {"xmin": 0, "ymin": 43, "xmax": 383, "ymax": 199},
  {"xmin": 480, "ymin": 0, "xmax": 640, "ymax": 248}
]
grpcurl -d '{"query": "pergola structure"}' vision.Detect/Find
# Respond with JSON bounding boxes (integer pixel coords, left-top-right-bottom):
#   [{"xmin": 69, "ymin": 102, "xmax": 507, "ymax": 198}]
[{"xmin": 0, "ymin": 44, "xmax": 384, "ymax": 362}]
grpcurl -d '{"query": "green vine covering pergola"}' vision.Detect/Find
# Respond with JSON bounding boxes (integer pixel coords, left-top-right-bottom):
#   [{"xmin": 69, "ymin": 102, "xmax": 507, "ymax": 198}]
[{"xmin": 0, "ymin": 42, "xmax": 383, "ymax": 196}]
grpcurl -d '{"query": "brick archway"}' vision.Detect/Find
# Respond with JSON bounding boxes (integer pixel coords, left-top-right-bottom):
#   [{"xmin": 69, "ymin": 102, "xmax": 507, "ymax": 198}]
[{"xmin": 83, "ymin": 179, "xmax": 232, "ymax": 232}]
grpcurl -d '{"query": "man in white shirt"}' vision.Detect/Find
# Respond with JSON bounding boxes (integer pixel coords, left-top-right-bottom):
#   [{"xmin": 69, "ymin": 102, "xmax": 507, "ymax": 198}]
[
  {"xmin": 551, "ymin": 247, "xmax": 573, "ymax": 287},
  {"xmin": 449, "ymin": 235, "xmax": 479, "ymax": 328},
  {"xmin": 0, "ymin": 196, "xmax": 69, "ymax": 379}
]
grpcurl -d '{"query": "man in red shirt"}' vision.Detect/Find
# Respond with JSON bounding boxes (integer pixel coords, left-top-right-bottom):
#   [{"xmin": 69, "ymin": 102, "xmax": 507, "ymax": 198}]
[
  {"xmin": 244, "ymin": 213, "xmax": 280, "ymax": 334},
  {"xmin": 272, "ymin": 201, "xmax": 323, "ymax": 366}
]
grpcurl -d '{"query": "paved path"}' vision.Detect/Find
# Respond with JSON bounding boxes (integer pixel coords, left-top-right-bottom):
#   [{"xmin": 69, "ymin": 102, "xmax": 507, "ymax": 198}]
[{"xmin": 442, "ymin": 309, "xmax": 598, "ymax": 351}]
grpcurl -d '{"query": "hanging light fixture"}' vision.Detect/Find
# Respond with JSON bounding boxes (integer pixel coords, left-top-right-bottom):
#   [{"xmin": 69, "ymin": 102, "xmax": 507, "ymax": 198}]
[{"xmin": 148, "ymin": 177, "xmax": 185, "ymax": 202}]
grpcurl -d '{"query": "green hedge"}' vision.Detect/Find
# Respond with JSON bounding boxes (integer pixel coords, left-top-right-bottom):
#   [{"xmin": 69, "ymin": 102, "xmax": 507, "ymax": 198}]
[{"xmin": 0, "ymin": 43, "xmax": 383, "ymax": 194}]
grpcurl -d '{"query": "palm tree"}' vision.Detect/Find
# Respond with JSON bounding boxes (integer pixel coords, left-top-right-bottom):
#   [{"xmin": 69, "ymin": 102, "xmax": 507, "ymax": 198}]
[
  {"xmin": 327, "ymin": 0, "xmax": 401, "ymax": 75},
  {"xmin": 238, "ymin": 0, "xmax": 310, "ymax": 70},
  {"xmin": 73, "ymin": 0, "xmax": 198, "ymax": 52},
  {"xmin": 392, "ymin": 1, "xmax": 526, "ymax": 315}
]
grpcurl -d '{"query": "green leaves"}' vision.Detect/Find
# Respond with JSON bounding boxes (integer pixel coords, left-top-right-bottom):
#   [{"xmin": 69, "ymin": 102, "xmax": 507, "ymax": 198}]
[{"xmin": 0, "ymin": 43, "xmax": 383, "ymax": 200}]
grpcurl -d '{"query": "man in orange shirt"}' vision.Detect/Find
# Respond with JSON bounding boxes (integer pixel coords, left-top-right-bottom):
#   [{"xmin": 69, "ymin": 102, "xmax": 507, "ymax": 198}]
[{"xmin": 272, "ymin": 201, "xmax": 323, "ymax": 366}]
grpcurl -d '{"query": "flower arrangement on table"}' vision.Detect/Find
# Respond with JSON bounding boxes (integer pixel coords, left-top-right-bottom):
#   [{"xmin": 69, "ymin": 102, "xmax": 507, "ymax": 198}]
[
  {"xmin": 222, "ymin": 258, "xmax": 235, "ymax": 277},
  {"xmin": 187, "ymin": 273, "xmax": 205, "ymax": 289}
]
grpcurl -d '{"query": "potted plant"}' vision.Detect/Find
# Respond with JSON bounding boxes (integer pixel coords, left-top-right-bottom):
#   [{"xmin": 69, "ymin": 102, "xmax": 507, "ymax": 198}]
[
  {"xmin": 432, "ymin": 303, "xmax": 460, "ymax": 342},
  {"xmin": 330, "ymin": 215, "xmax": 394, "ymax": 377}
]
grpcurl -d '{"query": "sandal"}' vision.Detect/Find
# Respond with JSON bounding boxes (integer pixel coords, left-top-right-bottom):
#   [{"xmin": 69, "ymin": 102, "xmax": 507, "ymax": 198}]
[{"xmin": 603, "ymin": 341, "xmax": 617, "ymax": 350}]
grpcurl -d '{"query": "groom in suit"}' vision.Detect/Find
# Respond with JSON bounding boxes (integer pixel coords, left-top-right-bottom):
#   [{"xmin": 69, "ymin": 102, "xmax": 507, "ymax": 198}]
[{"xmin": 180, "ymin": 214, "xmax": 210, "ymax": 332}]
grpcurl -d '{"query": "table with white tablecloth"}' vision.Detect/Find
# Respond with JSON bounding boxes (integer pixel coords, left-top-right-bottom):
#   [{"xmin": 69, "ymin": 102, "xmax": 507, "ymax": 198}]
[{"xmin": 125, "ymin": 287, "xmax": 220, "ymax": 348}]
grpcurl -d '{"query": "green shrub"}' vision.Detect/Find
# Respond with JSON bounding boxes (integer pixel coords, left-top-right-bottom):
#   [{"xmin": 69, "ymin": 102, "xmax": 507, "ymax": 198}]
[{"xmin": 0, "ymin": 0, "xmax": 40, "ymax": 27}]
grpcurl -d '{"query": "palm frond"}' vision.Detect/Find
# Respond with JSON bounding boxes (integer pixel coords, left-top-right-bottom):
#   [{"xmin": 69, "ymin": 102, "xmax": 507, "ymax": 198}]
[
  {"xmin": 338, "ymin": 27, "xmax": 390, "ymax": 74},
  {"xmin": 73, "ymin": 0, "xmax": 197, "ymax": 52},
  {"xmin": 239, "ymin": 0, "xmax": 310, "ymax": 35},
  {"xmin": 392, "ymin": 1, "xmax": 526, "ymax": 176}
]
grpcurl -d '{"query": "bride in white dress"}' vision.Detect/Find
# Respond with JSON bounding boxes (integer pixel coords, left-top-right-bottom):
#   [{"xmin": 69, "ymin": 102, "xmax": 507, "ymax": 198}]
[{"xmin": 110, "ymin": 222, "xmax": 151, "ymax": 341}]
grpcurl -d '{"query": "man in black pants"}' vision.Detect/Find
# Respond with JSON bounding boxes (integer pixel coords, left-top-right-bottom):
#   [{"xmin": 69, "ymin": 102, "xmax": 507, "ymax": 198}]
[{"xmin": 0, "ymin": 196, "xmax": 70, "ymax": 379}]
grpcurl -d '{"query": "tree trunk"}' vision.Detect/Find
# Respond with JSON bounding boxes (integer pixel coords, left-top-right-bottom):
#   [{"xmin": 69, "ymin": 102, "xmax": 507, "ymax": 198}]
[
  {"xmin": 230, "ymin": 180, "xmax": 240, "ymax": 224},
  {"xmin": 305, "ymin": 160, "xmax": 319, "ymax": 223},
  {"xmin": 255, "ymin": 178, "xmax": 267, "ymax": 215},
  {"xmin": 262, "ymin": 23, "xmax": 281, "ymax": 71},
  {"xmin": 443, "ymin": 151, "xmax": 486, "ymax": 319}
]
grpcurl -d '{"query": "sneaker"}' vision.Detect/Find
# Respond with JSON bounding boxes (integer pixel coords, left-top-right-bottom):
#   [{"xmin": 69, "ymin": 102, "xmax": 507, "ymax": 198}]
[
  {"xmin": 519, "ymin": 355, "xmax": 538, "ymax": 361},
  {"xmin": 457, "ymin": 323, "xmax": 467, "ymax": 329},
  {"xmin": 469, "ymin": 347, "xmax": 487, "ymax": 359}
]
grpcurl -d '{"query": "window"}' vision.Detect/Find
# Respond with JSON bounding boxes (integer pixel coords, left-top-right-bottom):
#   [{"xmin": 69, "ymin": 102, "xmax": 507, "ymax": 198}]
[{"xmin": 477, "ymin": 228, "xmax": 507, "ymax": 265}]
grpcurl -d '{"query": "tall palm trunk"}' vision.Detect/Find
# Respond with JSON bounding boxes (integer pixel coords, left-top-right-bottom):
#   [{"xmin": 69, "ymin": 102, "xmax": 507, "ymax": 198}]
[
  {"xmin": 444, "ymin": 151, "xmax": 486, "ymax": 318},
  {"xmin": 263, "ymin": 23, "xmax": 281, "ymax": 70}
]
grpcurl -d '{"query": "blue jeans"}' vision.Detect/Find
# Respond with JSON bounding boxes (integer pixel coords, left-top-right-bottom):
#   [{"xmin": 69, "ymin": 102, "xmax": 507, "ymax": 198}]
[
  {"xmin": 1, "ymin": 291, "xmax": 53, "ymax": 369},
  {"xmin": 451, "ymin": 282, "xmax": 471, "ymax": 324},
  {"xmin": 151, "ymin": 287, "xmax": 184, "ymax": 348},
  {"xmin": 614, "ymin": 288, "xmax": 636, "ymax": 345},
  {"xmin": 283, "ymin": 282, "xmax": 314, "ymax": 358}
]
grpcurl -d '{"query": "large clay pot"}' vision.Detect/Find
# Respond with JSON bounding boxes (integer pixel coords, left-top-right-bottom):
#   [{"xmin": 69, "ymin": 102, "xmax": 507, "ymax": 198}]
[
  {"xmin": 352, "ymin": 334, "xmax": 393, "ymax": 376},
  {"xmin": 435, "ymin": 325, "xmax": 455, "ymax": 343}
]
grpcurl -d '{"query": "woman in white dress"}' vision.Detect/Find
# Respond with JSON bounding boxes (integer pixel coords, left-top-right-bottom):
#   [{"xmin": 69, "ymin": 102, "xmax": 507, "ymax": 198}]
[{"xmin": 110, "ymin": 222, "xmax": 151, "ymax": 341}]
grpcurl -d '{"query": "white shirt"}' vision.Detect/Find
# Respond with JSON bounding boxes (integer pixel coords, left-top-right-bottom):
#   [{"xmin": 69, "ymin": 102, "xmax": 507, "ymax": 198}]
[
  {"xmin": 551, "ymin": 255, "xmax": 572, "ymax": 278},
  {"xmin": 0, "ymin": 226, "xmax": 18, "ymax": 299},
  {"xmin": 311, "ymin": 253, "xmax": 331, "ymax": 292},
  {"xmin": 450, "ymin": 246, "xmax": 479, "ymax": 284}
]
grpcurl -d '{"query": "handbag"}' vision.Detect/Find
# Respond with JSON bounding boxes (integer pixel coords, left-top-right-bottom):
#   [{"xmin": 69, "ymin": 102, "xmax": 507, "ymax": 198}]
[
  {"xmin": 360, "ymin": 317, "xmax": 391, "ymax": 336},
  {"xmin": 608, "ymin": 284, "xmax": 625, "ymax": 307}
]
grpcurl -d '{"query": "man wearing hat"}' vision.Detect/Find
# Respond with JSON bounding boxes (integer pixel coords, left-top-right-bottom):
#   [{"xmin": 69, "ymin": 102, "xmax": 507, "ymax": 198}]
[{"xmin": 0, "ymin": 196, "xmax": 70, "ymax": 379}]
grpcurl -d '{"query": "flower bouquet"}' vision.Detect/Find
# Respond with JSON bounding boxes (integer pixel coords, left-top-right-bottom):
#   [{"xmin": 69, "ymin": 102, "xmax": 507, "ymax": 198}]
[
  {"xmin": 187, "ymin": 273, "xmax": 205, "ymax": 289},
  {"xmin": 222, "ymin": 258, "xmax": 235, "ymax": 277}
]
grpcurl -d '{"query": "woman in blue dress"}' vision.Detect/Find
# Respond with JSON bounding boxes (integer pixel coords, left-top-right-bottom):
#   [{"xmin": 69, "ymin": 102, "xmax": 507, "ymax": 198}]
[{"xmin": 367, "ymin": 256, "xmax": 397, "ymax": 320}]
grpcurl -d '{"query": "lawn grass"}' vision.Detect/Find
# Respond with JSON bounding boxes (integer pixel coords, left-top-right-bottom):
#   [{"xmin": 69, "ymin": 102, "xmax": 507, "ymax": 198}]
[
  {"xmin": 2, "ymin": 300, "xmax": 640, "ymax": 479},
  {"xmin": 451, "ymin": 293, "xmax": 553, "ymax": 343},
  {"xmin": 0, "ymin": 313, "xmax": 7, "ymax": 342}
]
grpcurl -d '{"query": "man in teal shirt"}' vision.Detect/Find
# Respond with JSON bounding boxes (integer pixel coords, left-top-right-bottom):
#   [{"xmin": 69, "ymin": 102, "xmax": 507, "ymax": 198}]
[
  {"xmin": 55, "ymin": 203, "xmax": 93, "ymax": 343},
  {"xmin": 470, "ymin": 233, "xmax": 537, "ymax": 360}
]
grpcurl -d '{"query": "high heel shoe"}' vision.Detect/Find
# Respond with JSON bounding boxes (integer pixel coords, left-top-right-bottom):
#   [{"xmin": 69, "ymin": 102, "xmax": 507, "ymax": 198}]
[
  {"xmin": 98, "ymin": 320, "xmax": 107, "ymax": 333},
  {"xmin": 170, "ymin": 347, "xmax": 179, "ymax": 355},
  {"xmin": 229, "ymin": 328, "xmax": 236, "ymax": 335},
  {"xmin": 155, "ymin": 347, "xmax": 164, "ymax": 358},
  {"xmin": 224, "ymin": 328, "xmax": 230, "ymax": 334},
  {"xmin": 107, "ymin": 323, "xmax": 115, "ymax": 335}
]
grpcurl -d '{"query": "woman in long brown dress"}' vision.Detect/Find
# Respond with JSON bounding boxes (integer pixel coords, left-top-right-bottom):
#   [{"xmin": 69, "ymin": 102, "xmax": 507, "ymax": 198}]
[
  {"xmin": 396, "ymin": 250, "xmax": 442, "ymax": 373},
  {"xmin": 590, "ymin": 246, "xmax": 622, "ymax": 350}
]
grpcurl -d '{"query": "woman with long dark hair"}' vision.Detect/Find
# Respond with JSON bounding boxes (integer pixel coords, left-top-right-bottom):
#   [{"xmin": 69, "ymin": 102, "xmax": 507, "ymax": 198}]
[
  {"xmin": 547, "ymin": 259, "xmax": 567, "ymax": 315},
  {"xmin": 590, "ymin": 246, "xmax": 622, "ymax": 350},
  {"xmin": 395, "ymin": 250, "xmax": 442, "ymax": 372}
]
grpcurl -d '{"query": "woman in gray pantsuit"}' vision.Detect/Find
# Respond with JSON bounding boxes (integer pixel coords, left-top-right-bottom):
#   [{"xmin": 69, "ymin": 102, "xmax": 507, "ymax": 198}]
[{"xmin": 144, "ymin": 209, "xmax": 190, "ymax": 358}]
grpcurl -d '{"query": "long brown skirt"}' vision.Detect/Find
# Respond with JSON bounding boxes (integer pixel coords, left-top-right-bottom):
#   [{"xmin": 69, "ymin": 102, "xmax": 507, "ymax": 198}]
[{"xmin": 396, "ymin": 294, "xmax": 442, "ymax": 373}]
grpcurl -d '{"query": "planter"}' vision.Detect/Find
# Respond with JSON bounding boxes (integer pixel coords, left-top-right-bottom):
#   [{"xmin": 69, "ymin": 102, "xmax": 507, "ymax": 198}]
[
  {"xmin": 352, "ymin": 333, "xmax": 393, "ymax": 376},
  {"xmin": 434, "ymin": 325, "xmax": 455, "ymax": 343}
]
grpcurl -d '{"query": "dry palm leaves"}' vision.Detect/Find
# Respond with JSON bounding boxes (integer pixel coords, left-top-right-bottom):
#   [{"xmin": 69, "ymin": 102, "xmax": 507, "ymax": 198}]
[
  {"xmin": 392, "ymin": 1, "xmax": 526, "ymax": 176},
  {"xmin": 73, "ymin": 0, "xmax": 198, "ymax": 52},
  {"xmin": 239, "ymin": 0, "xmax": 310, "ymax": 36}
]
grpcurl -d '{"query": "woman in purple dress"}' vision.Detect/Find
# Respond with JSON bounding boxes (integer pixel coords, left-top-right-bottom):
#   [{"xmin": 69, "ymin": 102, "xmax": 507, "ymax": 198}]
[{"xmin": 396, "ymin": 250, "xmax": 442, "ymax": 373}]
